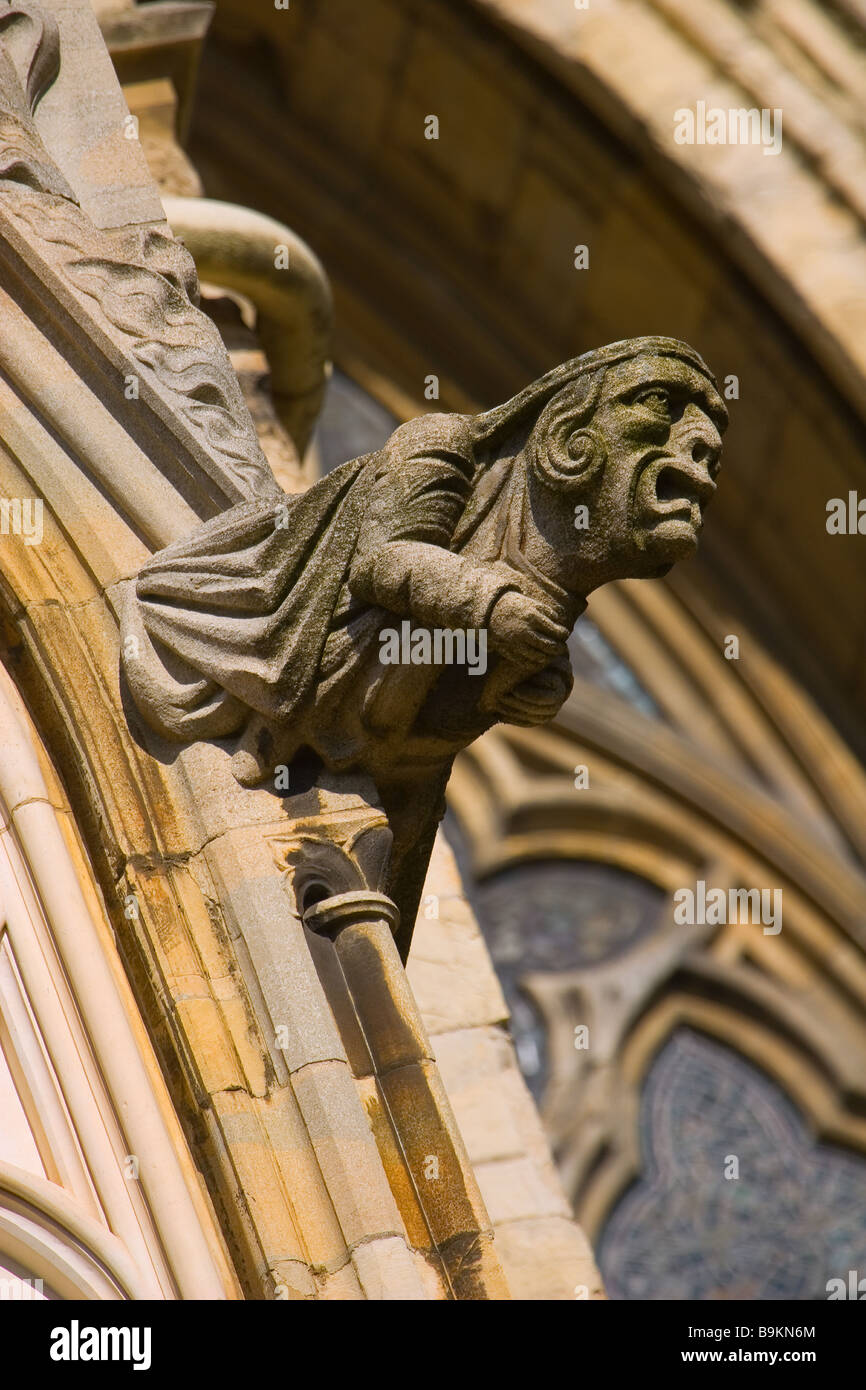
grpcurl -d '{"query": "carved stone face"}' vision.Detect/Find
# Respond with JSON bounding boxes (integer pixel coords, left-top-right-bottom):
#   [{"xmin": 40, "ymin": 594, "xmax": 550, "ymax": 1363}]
[
  {"xmin": 587, "ymin": 353, "xmax": 726, "ymax": 578},
  {"xmin": 530, "ymin": 351, "xmax": 727, "ymax": 590}
]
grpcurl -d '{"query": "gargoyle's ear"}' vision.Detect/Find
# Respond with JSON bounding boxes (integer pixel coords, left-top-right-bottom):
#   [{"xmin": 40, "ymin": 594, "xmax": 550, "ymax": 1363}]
[{"xmin": 531, "ymin": 419, "xmax": 607, "ymax": 494}]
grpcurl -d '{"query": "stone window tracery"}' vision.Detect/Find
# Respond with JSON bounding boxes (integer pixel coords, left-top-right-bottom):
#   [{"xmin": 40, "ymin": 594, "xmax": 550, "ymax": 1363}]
[{"xmin": 598, "ymin": 1028, "xmax": 866, "ymax": 1301}]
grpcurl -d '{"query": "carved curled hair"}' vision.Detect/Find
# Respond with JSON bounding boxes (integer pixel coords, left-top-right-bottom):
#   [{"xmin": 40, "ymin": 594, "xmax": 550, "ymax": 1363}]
[{"xmin": 525, "ymin": 369, "xmax": 608, "ymax": 493}]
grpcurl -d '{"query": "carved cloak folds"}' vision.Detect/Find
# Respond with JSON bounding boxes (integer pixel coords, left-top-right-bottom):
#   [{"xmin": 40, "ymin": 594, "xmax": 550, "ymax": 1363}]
[
  {"xmin": 122, "ymin": 414, "xmax": 556, "ymax": 767},
  {"xmin": 124, "ymin": 453, "xmax": 372, "ymax": 741}
]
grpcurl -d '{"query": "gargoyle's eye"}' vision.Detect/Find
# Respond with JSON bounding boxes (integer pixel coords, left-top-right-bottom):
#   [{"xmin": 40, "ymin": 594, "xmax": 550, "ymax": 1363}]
[{"xmin": 633, "ymin": 387, "xmax": 672, "ymax": 419}]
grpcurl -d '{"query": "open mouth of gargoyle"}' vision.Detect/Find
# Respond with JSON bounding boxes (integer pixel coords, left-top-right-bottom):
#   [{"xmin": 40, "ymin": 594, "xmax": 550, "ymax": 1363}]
[{"xmin": 635, "ymin": 456, "xmax": 703, "ymax": 531}]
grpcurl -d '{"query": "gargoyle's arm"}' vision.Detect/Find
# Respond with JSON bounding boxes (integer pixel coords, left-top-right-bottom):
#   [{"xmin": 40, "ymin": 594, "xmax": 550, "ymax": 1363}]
[{"xmin": 348, "ymin": 416, "xmax": 519, "ymax": 629}]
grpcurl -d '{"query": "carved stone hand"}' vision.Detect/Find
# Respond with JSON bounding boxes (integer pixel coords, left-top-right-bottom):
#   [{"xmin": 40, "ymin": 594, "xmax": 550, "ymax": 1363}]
[{"xmin": 487, "ymin": 590, "xmax": 570, "ymax": 668}]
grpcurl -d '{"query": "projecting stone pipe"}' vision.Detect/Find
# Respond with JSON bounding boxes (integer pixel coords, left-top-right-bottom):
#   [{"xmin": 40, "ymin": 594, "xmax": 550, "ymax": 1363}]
[{"xmin": 162, "ymin": 195, "xmax": 333, "ymax": 458}]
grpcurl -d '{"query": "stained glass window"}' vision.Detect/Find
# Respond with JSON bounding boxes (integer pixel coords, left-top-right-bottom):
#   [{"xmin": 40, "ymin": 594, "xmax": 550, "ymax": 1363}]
[
  {"xmin": 599, "ymin": 1028, "xmax": 866, "ymax": 1300},
  {"xmin": 568, "ymin": 621, "xmax": 660, "ymax": 719},
  {"xmin": 449, "ymin": 842, "xmax": 664, "ymax": 1101}
]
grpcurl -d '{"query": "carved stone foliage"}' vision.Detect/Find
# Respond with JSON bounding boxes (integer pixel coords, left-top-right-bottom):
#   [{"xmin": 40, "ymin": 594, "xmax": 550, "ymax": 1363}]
[
  {"xmin": 120, "ymin": 335, "xmax": 726, "ymax": 951},
  {"xmin": 0, "ymin": 0, "xmax": 274, "ymax": 505}
]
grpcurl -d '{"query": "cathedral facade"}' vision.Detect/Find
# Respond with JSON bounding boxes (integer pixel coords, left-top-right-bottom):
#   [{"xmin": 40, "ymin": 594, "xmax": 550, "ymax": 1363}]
[{"xmin": 1, "ymin": 0, "xmax": 865, "ymax": 1304}]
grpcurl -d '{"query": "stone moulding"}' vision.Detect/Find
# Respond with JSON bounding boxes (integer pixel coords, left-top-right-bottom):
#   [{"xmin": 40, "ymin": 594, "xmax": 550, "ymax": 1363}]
[
  {"xmin": 161, "ymin": 194, "xmax": 334, "ymax": 461},
  {"xmin": 0, "ymin": 199, "xmax": 276, "ymax": 521},
  {"xmin": 0, "ymin": 661, "xmax": 237, "ymax": 1298},
  {"xmin": 0, "ymin": 0, "xmax": 276, "ymax": 529}
]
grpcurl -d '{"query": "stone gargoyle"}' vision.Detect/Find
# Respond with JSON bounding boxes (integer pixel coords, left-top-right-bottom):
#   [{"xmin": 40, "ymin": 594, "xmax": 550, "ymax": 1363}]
[{"xmin": 121, "ymin": 336, "xmax": 726, "ymax": 958}]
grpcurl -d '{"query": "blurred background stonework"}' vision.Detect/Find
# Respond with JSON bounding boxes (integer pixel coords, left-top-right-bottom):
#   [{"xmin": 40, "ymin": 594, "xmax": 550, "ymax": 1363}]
[{"xmin": 1, "ymin": 0, "xmax": 865, "ymax": 1300}]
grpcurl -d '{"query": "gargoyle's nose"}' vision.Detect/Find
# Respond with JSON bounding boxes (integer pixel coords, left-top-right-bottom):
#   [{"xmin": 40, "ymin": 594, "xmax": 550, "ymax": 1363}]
[{"xmin": 664, "ymin": 410, "xmax": 721, "ymax": 504}]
